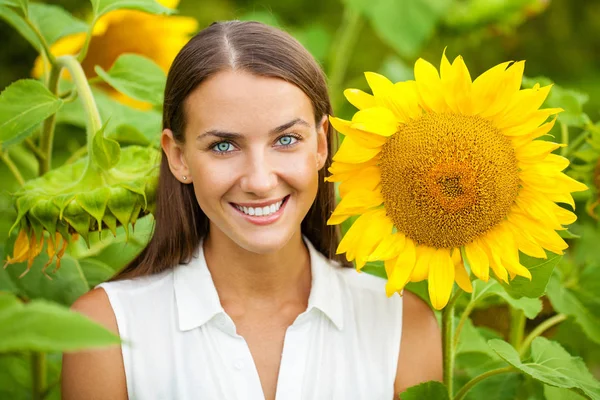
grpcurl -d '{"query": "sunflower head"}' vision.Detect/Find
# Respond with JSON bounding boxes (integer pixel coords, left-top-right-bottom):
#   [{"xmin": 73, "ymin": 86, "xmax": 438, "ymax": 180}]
[{"xmin": 327, "ymin": 51, "xmax": 588, "ymax": 309}]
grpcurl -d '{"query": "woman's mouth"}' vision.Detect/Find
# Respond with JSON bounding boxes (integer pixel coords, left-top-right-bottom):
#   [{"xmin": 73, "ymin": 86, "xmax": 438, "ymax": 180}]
[{"xmin": 230, "ymin": 195, "xmax": 290, "ymax": 225}]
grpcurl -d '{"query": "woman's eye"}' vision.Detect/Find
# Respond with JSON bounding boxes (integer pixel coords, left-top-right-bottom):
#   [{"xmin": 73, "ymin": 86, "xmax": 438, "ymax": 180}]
[
  {"xmin": 277, "ymin": 135, "xmax": 297, "ymax": 146},
  {"xmin": 213, "ymin": 142, "xmax": 234, "ymax": 152}
]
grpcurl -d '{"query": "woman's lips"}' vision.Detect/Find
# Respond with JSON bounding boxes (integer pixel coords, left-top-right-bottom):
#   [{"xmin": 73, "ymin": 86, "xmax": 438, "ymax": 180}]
[{"xmin": 230, "ymin": 195, "xmax": 290, "ymax": 226}]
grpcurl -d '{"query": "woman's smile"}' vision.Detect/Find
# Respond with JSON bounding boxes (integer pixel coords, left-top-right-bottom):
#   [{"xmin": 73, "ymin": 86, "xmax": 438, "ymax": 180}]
[{"xmin": 229, "ymin": 195, "xmax": 291, "ymax": 226}]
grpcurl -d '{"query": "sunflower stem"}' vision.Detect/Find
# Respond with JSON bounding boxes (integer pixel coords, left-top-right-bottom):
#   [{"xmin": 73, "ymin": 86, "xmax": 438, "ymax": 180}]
[
  {"xmin": 453, "ymin": 366, "xmax": 518, "ymax": 400},
  {"xmin": 24, "ymin": 17, "xmax": 57, "ymax": 67},
  {"xmin": 77, "ymin": 18, "xmax": 96, "ymax": 63},
  {"xmin": 442, "ymin": 288, "xmax": 463, "ymax": 397},
  {"xmin": 519, "ymin": 313, "xmax": 567, "ymax": 357},
  {"xmin": 39, "ymin": 64, "xmax": 61, "ymax": 175},
  {"xmin": 31, "ymin": 352, "xmax": 47, "ymax": 400},
  {"xmin": 509, "ymin": 308, "xmax": 525, "ymax": 350},
  {"xmin": 328, "ymin": 7, "xmax": 363, "ymax": 116},
  {"xmin": 0, "ymin": 151, "xmax": 25, "ymax": 186},
  {"xmin": 560, "ymin": 121, "xmax": 569, "ymax": 156},
  {"xmin": 55, "ymin": 55, "xmax": 102, "ymax": 173}
]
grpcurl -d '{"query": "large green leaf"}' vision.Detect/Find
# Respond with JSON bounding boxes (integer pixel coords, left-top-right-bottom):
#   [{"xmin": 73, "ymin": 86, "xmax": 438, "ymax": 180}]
[
  {"xmin": 28, "ymin": 3, "xmax": 88, "ymax": 46},
  {"xmin": 79, "ymin": 258, "xmax": 116, "ymax": 287},
  {"xmin": 95, "ymin": 54, "xmax": 166, "ymax": 106},
  {"xmin": 456, "ymin": 318, "xmax": 502, "ymax": 358},
  {"xmin": 0, "ymin": 79, "xmax": 63, "ymax": 145},
  {"xmin": 489, "ymin": 338, "xmax": 600, "ymax": 399},
  {"xmin": 343, "ymin": 0, "xmax": 453, "ymax": 58},
  {"xmin": 472, "ymin": 279, "xmax": 542, "ymax": 319},
  {"xmin": 544, "ymin": 385, "xmax": 588, "ymax": 400},
  {"xmin": 501, "ymin": 252, "xmax": 561, "ymax": 299},
  {"xmin": 547, "ymin": 271, "xmax": 600, "ymax": 345},
  {"xmin": 4, "ymin": 254, "xmax": 89, "ymax": 306},
  {"xmin": 400, "ymin": 381, "xmax": 449, "ymax": 400},
  {"xmin": 0, "ymin": 292, "xmax": 120, "ymax": 352},
  {"xmin": 90, "ymin": 0, "xmax": 173, "ymax": 20},
  {"xmin": 0, "ymin": 352, "xmax": 62, "ymax": 400}
]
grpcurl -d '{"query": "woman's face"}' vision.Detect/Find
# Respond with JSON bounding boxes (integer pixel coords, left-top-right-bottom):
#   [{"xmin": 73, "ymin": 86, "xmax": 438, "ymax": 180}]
[{"xmin": 162, "ymin": 70, "xmax": 328, "ymax": 254}]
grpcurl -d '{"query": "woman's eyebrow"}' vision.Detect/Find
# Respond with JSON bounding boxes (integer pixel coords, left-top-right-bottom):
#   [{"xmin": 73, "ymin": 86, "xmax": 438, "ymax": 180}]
[{"xmin": 196, "ymin": 118, "xmax": 311, "ymax": 141}]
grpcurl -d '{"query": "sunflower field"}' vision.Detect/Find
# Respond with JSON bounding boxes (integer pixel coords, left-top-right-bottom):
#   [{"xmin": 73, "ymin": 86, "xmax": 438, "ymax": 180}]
[{"xmin": 1, "ymin": 0, "xmax": 599, "ymax": 399}]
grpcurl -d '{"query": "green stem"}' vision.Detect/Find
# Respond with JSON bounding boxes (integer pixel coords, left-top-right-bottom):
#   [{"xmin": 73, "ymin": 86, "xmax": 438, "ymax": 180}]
[
  {"xmin": 454, "ymin": 292, "xmax": 476, "ymax": 348},
  {"xmin": 25, "ymin": 138, "xmax": 46, "ymax": 161},
  {"xmin": 519, "ymin": 313, "xmax": 567, "ymax": 357},
  {"xmin": 77, "ymin": 20, "xmax": 96, "ymax": 63},
  {"xmin": 453, "ymin": 366, "xmax": 518, "ymax": 400},
  {"xmin": 564, "ymin": 129, "xmax": 591, "ymax": 158},
  {"xmin": 509, "ymin": 308, "xmax": 526, "ymax": 350},
  {"xmin": 560, "ymin": 121, "xmax": 569, "ymax": 156},
  {"xmin": 0, "ymin": 151, "xmax": 25, "ymax": 186},
  {"xmin": 327, "ymin": 7, "xmax": 363, "ymax": 115},
  {"xmin": 55, "ymin": 55, "xmax": 102, "ymax": 172},
  {"xmin": 31, "ymin": 352, "xmax": 47, "ymax": 400},
  {"xmin": 38, "ymin": 65, "xmax": 61, "ymax": 175},
  {"xmin": 442, "ymin": 289, "xmax": 463, "ymax": 397},
  {"xmin": 25, "ymin": 18, "xmax": 56, "ymax": 67}
]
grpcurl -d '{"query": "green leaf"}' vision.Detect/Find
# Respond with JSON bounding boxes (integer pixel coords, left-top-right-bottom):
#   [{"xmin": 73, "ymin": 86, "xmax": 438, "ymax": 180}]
[
  {"xmin": 0, "ymin": 0, "xmax": 19, "ymax": 6},
  {"xmin": 0, "ymin": 292, "xmax": 120, "ymax": 352},
  {"xmin": 501, "ymin": 252, "xmax": 561, "ymax": 299},
  {"xmin": 4, "ymin": 254, "xmax": 89, "ymax": 306},
  {"xmin": 489, "ymin": 337, "xmax": 600, "ymax": 399},
  {"xmin": 547, "ymin": 272, "xmax": 600, "ymax": 345},
  {"xmin": 92, "ymin": 123, "xmax": 121, "ymax": 170},
  {"xmin": 361, "ymin": 261, "xmax": 386, "ymax": 279},
  {"xmin": 463, "ymin": 372, "xmax": 521, "ymax": 400},
  {"xmin": 95, "ymin": 54, "xmax": 166, "ymax": 106},
  {"xmin": 343, "ymin": 0, "xmax": 453, "ymax": 58},
  {"xmin": 400, "ymin": 381, "xmax": 449, "ymax": 400},
  {"xmin": 28, "ymin": 3, "xmax": 88, "ymax": 46},
  {"xmin": 90, "ymin": 0, "xmax": 173, "ymax": 20},
  {"xmin": 0, "ymin": 79, "xmax": 63, "ymax": 144},
  {"xmin": 79, "ymin": 258, "xmax": 115, "ymax": 287},
  {"xmin": 456, "ymin": 318, "xmax": 502, "ymax": 357},
  {"xmin": 544, "ymin": 385, "xmax": 588, "ymax": 400},
  {"xmin": 473, "ymin": 280, "xmax": 542, "ymax": 319},
  {"xmin": 0, "ymin": 5, "xmax": 40, "ymax": 51}
]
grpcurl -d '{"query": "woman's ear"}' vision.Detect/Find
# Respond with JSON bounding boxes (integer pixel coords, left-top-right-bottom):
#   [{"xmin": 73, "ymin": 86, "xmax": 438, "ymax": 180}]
[
  {"xmin": 161, "ymin": 129, "xmax": 192, "ymax": 183},
  {"xmin": 316, "ymin": 114, "xmax": 329, "ymax": 170}
]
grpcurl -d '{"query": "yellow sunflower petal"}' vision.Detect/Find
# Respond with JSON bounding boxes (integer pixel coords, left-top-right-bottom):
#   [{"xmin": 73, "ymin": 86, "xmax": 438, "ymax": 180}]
[
  {"xmin": 339, "ymin": 166, "xmax": 381, "ymax": 198},
  {"xmin": 453, "ymin": 248, "xmax": 473, "ymax": 293},
  {"xmin": 414, "ymin": 58, "xmax": 448, "ymax": 113},
  {"xmin": 344, "ymin": 88, "xmax": 376, "ymax": 110},
  {"xmin": 410, "ymin": 245, "xmax": 436, "ymax": 282},
  {"xmin": 478, "ymin": 61, "xmax": 525, "ymax": 118},
  {"xmin": 440, "ymin": 53, "xmax": 473, "ymax": 115},
  {"xmin": 348, "ymin": 209, "xmax": 394, "ymax": 269},
  {"xmin": 327, "ymin": 188, "xmax": 383, "ymax": 225},
  {"xmin": 428, "ymin": 248, "xmax": 455, "ymax": 310},
  {"xmin": 332, "ymin": 137, "xmax": 382, "ymax": 164},
  {"xmin": 385, "ymin": 238, "xmax": 417, "ymax": 296},
  {"xmin": 351, "ymin": 107, "xmax": 398, "ymax": 137},
  {"xmin": 502, "ymin": 108, "xmax": 563, "ymax": 137},
  {"xmin": 492, "ymin": 84, "xmax": 553, "ymax": 129},
  {"xmin": 364, "ymin": 71, "xmax": 394, "ymax": 97},
  {"xmin": 505, "ymin": 219, "xmax": 547, "ymax": 258},
  {"xmin": 508, "ymin": 212, "xmax": 568, "ymax": 255},
  {"xmin": 471, "ymin": 61, "xmax": 513, "ymax": 115},
  {"xmin": 325, "ymin": 159, "xmax": 379, "ymax": 182},
  {"xmin": 464, "ymin": 239, "xmax": 490, "ymax": 282},
  {"xmin": 479, "ymin": 233, "xmax": 509, "ymax": 283},
  {"xmin": 330, "ymin": 116, "xmax": 388, "ymax": 149},
  {"xmin": 368, "ymin": 232, "xmax": 406, "ymax": 261}
]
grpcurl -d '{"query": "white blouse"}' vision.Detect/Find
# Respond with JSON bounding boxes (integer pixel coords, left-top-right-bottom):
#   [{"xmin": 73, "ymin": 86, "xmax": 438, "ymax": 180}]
[{"xmin": 97, "ymin": 239, "xmax": 403, "ymax": 400}]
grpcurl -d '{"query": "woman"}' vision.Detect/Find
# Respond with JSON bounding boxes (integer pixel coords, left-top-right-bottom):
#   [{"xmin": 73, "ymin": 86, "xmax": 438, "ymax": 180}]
[{"xmin": 62, "ymin": 21, "xmax": 442, "ymax": 400}]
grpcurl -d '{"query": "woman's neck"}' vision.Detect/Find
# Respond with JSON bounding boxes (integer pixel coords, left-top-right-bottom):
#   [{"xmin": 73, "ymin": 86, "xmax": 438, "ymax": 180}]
[{"xmin": 202, "ymin": 228, "xmax": 312, "ymax": 310}]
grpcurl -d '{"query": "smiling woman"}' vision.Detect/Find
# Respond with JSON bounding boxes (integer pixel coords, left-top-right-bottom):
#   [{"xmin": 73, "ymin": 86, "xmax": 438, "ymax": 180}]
[{"xmin": 61, "ymin": 21, "xmax": 442, "ymax": 400}]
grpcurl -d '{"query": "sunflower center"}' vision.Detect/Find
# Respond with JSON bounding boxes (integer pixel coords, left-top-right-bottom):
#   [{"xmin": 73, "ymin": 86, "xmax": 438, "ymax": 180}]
[{"xmin": 379, "ymin": 112, "xmax": 520, "ymax": 248}]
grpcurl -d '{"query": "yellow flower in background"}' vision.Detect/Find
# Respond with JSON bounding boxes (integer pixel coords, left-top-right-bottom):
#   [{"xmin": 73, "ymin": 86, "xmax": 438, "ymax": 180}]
[
  {"xmin": 32, "ymin": 0, "xmax": 197, "ymax": 108},
  {"xmin": 327, "ymin": 52, "xmax": 588, "ymax": 309}
]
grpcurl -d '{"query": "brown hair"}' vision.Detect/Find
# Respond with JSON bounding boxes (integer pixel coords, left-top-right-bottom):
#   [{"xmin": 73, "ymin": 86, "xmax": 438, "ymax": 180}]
[{"xmin": 113, "ymin": 20, "xmax": 345, "ymax": 280}]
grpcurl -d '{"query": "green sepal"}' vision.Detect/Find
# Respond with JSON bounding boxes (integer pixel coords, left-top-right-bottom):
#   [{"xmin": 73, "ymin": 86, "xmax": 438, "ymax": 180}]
[
  {"xmin": 9, "ymin": 194, "xmax": 38, "ymax": 235},
  {"xmin": 28, "ymin": 200, "xmax": 59, "ymax": 235},
  {"xmin": 130, "ymin": 201, "xmax": 144, "ymax": 229},
  {"xmin": 102, "ymin": 213, "xmax": 117, "ymax": 236},
  {"xmin": 27, "ymin": 214, "xmax": 45, "ymax": 244},
  {"xmin": 120, "ymin": 179, "xmax": 148, "ymax": 208},
  {"xmin": 92, "ymin": 122, "xmax": 121, "ymax": 171},
  {"xmin": 61, "ymin": 200, "xmax": 91, "ymax": 244},
  {"xmin": 107, "ymin": 187, "xmax": 137, "ymax": 237},
  {"xmin": 76, "ymin": 187, "xmax": 110, "ymax": 231},
  {"xmin": 52, "ymin": 193, "xmax": 76, "ymax": 220}
]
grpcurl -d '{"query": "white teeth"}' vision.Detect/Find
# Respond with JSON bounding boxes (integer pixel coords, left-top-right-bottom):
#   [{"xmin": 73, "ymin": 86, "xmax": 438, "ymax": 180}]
[{"xmin": 234, "ymin": 198, "xmax": 285, "ymax": 217}]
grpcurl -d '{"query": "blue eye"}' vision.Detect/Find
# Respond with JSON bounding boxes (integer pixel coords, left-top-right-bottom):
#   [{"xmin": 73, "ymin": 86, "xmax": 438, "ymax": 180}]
[
  {"xmin": 213, "ymin": 142, "xmax": 234, "ymax": 153},
  {"xmin": 278, "ymin": 135, "xmax": 297, "ymax": 147}
]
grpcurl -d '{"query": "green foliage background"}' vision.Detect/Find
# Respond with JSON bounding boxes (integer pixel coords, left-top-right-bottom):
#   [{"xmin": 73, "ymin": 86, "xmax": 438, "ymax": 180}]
[{"xmin": 1, "ymin": 0, "xmax": 600, "ymax": 399}]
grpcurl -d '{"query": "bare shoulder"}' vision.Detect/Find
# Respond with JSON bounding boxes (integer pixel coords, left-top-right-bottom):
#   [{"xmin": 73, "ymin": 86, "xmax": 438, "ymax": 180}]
[
  {"xmin": 62, "ymin": 288, "xmax": 128, "ymax": 400},
  {"xmin": 394, "ymin": 290, "xmax": 443, "ymax": 397}
]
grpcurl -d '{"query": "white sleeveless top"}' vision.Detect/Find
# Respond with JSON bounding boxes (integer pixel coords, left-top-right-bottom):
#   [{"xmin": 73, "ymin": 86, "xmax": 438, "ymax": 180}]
[{"xmin": 97, "ymin": 239, "xmax": 403, "ymax": 400}]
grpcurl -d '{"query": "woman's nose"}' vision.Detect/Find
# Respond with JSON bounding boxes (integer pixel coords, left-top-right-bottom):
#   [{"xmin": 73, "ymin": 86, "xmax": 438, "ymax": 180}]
[{"xmin": 239, "ymin": 151, "xmax": 278, "ymax": 196}]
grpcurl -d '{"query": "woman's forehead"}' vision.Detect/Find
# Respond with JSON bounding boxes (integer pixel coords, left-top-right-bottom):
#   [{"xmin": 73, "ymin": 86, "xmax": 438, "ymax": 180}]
[{"xmin": 184, "ymin": 70, "xmax": 314, "ymax": 135}]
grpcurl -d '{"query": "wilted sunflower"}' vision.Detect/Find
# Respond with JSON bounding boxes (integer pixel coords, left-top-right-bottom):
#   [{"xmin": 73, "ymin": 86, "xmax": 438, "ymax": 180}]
[
  {"xmin": 32, "ymin": 0, "xmax": 197, "ymax": 108},
  {"xmin": 327, "ymin": 52, "xmax": 588, "ymax": 309}
]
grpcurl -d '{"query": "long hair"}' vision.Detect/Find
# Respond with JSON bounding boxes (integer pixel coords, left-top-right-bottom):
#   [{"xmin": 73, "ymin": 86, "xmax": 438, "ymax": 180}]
[{"xmin": 112, "ymin": 21, "xmax": 345, "ymax": 280}]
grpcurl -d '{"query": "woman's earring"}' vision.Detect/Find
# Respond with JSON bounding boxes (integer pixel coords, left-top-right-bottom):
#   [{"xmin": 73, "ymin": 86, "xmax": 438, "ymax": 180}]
[{"xmin": 182, "ymin": 175, "xmax": 187, "ymax": 181}]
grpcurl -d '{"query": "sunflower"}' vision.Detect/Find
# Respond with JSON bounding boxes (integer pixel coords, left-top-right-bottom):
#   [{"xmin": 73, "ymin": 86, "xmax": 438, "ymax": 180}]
[
  {"xmin": 32, "ymin": 0, "xmax": 197, "ymax": 109},
  {"xmin": 327, "ymin": 52, "xmax": 588, "ymax": 309}
]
